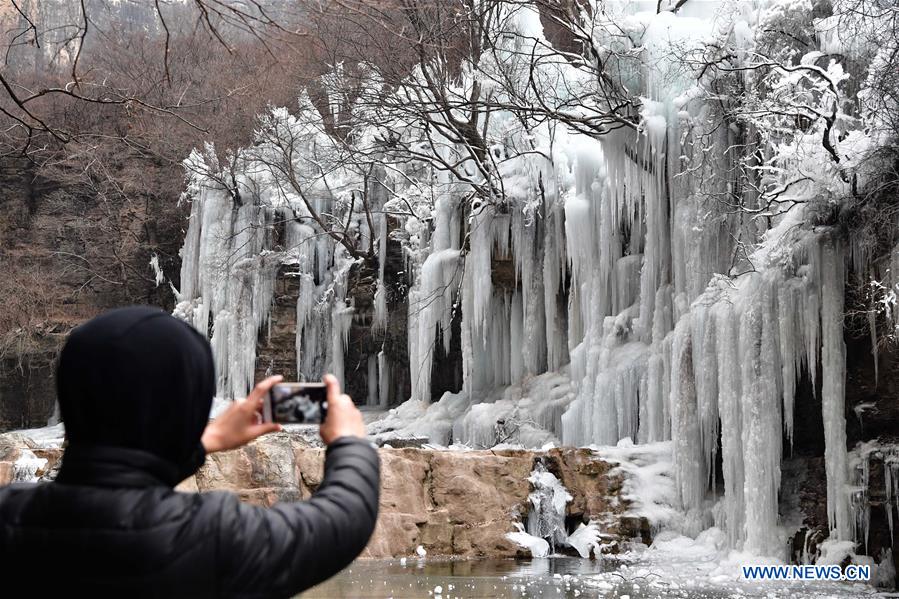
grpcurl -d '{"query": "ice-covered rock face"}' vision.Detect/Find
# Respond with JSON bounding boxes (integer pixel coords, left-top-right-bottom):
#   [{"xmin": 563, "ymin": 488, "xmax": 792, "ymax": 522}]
[
  {"xmin": 173, "ymin": 0, "xmax": 895, "ymax": 563},
  {"xmin": 508, "ymin": 460, "xmax": 606, "ymax": 559},
  {"xmin": 525, "ymin": 461, "xmax": 573, "ymax": 551}
]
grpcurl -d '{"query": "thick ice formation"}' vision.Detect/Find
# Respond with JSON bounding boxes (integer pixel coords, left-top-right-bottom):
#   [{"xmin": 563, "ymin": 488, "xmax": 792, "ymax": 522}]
[
  {"xmin": 595, "ymin": 439, "xmax": 679, "ymax": 531},
  {"xmin": 506, "ymin": 522, "xmax": 550, "ymax": 559},
  {"xmin": 507, "ymin": 460, "xmax": 604, "ymax": 558},
  {"xmin": 566, "ymin": 522, "xmax": 603, "ymax": 559},
  {"xmin": 526, "ymin": 461, "xmax": 573, "ymax": 552}
]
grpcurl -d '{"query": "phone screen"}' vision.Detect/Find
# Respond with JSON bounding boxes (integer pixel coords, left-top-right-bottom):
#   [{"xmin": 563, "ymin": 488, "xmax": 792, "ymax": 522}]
[{"xmin": 264, "ymin": 382, "xmax": 328, "ymax": 424}]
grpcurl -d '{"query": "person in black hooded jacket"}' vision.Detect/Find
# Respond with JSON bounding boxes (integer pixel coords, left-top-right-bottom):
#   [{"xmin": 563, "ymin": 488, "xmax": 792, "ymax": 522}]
[{"xmin": 0, "ymin": 306, "xmax": 380, "ymax": 598}]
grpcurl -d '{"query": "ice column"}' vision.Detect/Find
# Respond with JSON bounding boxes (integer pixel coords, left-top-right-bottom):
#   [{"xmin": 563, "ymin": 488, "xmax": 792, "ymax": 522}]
[
  {"xmin": 820, "ymin": 238, "xmax": 850, "ymax": 541},
  {"xmin": 410, "ymin": 248, "xmax": 461, "ymax": 401},
  {"xmin": 739, "ymin": 279, "xmax": 783, "ymax": 556},
  {"xmin": 670, "ymin": 318, "xmax": 704, "ymax": 513},
  {"xmin": 715, "ymin": 301, "xmax": 745, "ymax": 547}
]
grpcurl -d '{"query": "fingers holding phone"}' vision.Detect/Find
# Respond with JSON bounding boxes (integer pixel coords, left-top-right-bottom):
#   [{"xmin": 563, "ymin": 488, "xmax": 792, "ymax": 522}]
[
  {"xmin": 201, "ymin": 376, "xmax": 283, "ymax": 454},
  {"xmin": 320, "ymin": 374, "xmax": 365, "ymax": 445},
  {"xmin": 201, "ymin": 374, "xmax": 363, "ymax": 453}
]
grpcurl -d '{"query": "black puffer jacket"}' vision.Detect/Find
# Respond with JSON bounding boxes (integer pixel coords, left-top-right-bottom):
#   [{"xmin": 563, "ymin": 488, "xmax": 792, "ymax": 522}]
[{"xmin": 0, "ymin": 307, "xmax": 380, "ymax": 598}]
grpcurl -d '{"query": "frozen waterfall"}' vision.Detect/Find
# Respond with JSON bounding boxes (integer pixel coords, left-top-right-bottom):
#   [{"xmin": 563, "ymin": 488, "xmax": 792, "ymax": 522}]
[
  {"xmin": 507, "ymin": 461, "xmax": 603, "ymax": 559},
  {"xmin": 172, "ymin": 0, "xmax": 889, "ymax": 561}
]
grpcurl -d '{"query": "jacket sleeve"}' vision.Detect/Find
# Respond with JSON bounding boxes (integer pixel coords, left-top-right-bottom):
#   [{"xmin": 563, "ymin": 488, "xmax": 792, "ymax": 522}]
[{"xmin": 215, "ymin": 437, "xmax": 380, "ymax": 598}]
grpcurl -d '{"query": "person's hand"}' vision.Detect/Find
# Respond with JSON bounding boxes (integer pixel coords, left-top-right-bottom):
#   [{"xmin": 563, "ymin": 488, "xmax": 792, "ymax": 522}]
[
  {"xmin": 201, "ymin": 376, "xmax": 283, "ymax": 454},
  {"xmin": 320, "ymin": 374, "xmax": 365, "ymax": 445}
]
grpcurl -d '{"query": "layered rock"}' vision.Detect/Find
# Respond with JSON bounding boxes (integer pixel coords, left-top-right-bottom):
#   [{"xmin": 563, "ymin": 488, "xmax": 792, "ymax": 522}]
[{"xmin": 0, "ymin": 155, "xmax": 185, "ymax": 431}]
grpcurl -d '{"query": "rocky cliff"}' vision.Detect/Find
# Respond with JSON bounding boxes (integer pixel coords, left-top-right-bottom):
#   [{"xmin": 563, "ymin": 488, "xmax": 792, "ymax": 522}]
[{"xmin": 0, "ymin": 157, "xmax": 184, "ymax": 431}]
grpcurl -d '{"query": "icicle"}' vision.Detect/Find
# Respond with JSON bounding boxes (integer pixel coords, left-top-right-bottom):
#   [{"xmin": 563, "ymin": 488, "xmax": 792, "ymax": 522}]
[
  {"xmin": 367, "ymin": 355, "xmax": 379, "ymax": 406},
  {"xmin": 636, "ymin": 146, "xmax": 668, "ymax": 342},
  {"xmin": 670, "ymin": 316, "xmax": 704, "ymax": 512},
  {"xmin": 516, "ymin": 212, "xmax": 547, "ymax": 376},
  {"xmin": 373, "ymin": 280, "xmax": 388, "ymax": 332},
  {"xmin": 715, "ymin": 300, "xmax": 744, "ymax": 548},
  {"xmin": 295, "ymin": 273, "xmax": 315, "ymax": 375},
  {"xmin": 510, "ymin": 290, "xmax": 525, "ymax": 382},
  {"xmin": 640, "ymin": 285, "xmax": 674, "ymax": 443},
  {"xmin": 820, "ymin": 238, "xmax": 851, "ymax": 541},
  {"xmin": 691, "ymin": 303, "xmax": 719, "ymax": 488},
  {"xmin": 597, "ymin": 187, "xmax": 622, "ymax": 320},
  {"xmin": 174, "ymin": 175, "xmax": 287, "ymax": 401},
  {"xmin": 410, "ymin": 249, "xmax": 462, "ymax": 402},
  {"xmin": 615, "ymin": 255, "xmax": 642, "ymax": 313},
  {"xmin": 174, "ymin": 186, "xmax": 204, "ymax": 317},
  {"xmin": 469, "ymin": 202, "xmax": 495, "ymax": 332},
  {"xmin": 330, "ymin": 301, "xmax": 354, "ymax": 389},
  {"xmin": 777, "ymin": 281, "xmax": 800, "ymax": 446},
  {"xmin": 886, "ymin": 448, "xmax": 899, "ymax": 542},
  {"xmin": 377, "ymin": 186, "xmax": 389, "ymax": 272},
  {"xmin": 802, "ymin": 245, "xmax": 822, "ymax": 394},
  {"xmin": 487, "ymin": 291, "xmax": 512, "ymax": 387},
  {"xmin": 544, "ymin": 206, "xmax": 567, "ymax": 371},
  {"xmin": 149, "ymin": 254, "xmax": 164, "ymax": 286},
  {"xmin": 848, "ymin": 445, "xmax": 871, "ymax": 553},
  {"xmin": 378, "ymin": 350, "xmax": 391, "ymax": 408},
  {"xmin": 739, "ymin": 279, "xmax": 783, "ymax": 557},
  {"xmin": 460, "ymin": 264, "xmax": 479, "ymax": 397},
  {"xmin": 563, "ymin": 194, "xmax": 594, "ymax": 316}
]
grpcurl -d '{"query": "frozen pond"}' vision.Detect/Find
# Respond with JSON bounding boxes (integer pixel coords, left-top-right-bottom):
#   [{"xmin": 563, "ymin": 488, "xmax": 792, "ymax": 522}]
[
  {"xmin": 302, "ymin": 557, "xmax": 603, "ymax": 598},
  {"xmin": 302, "ymin": 555, "xmax": 880, "ymax": 598}
]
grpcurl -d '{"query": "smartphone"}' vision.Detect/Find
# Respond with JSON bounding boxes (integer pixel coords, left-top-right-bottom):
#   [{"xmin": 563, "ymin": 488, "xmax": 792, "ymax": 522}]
[{"xmin": 263, "ymin": 382, "xmax": 328, "ymax": 424}]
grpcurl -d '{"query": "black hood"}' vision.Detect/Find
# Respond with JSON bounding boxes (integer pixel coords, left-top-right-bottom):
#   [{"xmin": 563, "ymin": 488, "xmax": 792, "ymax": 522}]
[{"xmin": 56, "ymin": 306, "xmax": 215, "ymax": 486}]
